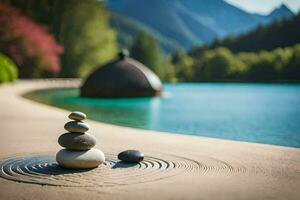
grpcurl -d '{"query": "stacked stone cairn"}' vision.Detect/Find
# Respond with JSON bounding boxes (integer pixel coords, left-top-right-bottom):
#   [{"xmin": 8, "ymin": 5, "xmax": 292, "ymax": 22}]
[{"xmin": 56, "ymin": 111, "xmax": 105, "ymax": 169}]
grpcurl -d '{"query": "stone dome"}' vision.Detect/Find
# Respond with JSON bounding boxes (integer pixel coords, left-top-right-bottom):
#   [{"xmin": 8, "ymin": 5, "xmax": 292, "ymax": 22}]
[{"xmin": 80, "ymin": 50, "xmax": 162, "ymax": 97}]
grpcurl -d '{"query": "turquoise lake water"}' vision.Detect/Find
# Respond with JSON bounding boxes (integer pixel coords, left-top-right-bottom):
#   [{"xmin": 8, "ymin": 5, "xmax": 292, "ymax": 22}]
[{"xmin": 24, "ymin": 83, "xmax": 300, "ymax": 148}]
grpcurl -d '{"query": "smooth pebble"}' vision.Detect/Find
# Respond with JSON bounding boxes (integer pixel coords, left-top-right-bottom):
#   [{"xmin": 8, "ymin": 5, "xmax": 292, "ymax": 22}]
[
  {"xmin": 64, "ymin": 121, "xmax": 89, "ymax": 133},
  {"xmin": 68, "ymin": 111, "xmax": 87, "ymax": 121},
  {"xmin": 58, "ymin": 132, "xmax": 96, "ymax": 150},
  {"xmin": 56, "ymin": 148, "xmax": 105, "ymax": 169},
  {"xmin": 118, "ymin": 150, "xmax": 144, "ymax": 163}
]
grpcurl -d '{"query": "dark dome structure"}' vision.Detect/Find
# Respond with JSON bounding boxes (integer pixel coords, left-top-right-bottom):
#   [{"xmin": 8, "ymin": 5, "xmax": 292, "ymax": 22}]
[{"xmin": 80, "ymin": 50, "xmax": 162, "ymax": 97}]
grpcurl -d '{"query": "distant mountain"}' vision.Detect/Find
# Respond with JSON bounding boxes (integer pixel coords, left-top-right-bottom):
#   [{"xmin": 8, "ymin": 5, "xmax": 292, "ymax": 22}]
[
  {"xmin": 107, "ymin": 0, "xmax": 294, "ymax": 51},
  {"xmin": 109, "ymin": 12, "xmax": 181, "ymax": 52},
  {"xmin": 253, "ymin": 4, "xmax": 294, "ymax": 25},
  {"xmin": 107, "ymin": 0, "xmax": 218, "ymax": 50},
  {"xmin": 267, "ymin": 4, "xmax": 294, "ymax": 21},
  {"xmin": 190, "ymin": 13, "xmax": 300, "ymax": 54}
]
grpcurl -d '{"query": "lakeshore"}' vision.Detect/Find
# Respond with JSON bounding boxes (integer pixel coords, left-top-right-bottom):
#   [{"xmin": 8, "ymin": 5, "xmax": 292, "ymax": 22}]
[
  {"xmin": 1, "ymin": 80, "xmax": 300, "ymax": 200},
  {"xmin": 24, "ymin": 83, "xmax": 300, "ymax": 148}
]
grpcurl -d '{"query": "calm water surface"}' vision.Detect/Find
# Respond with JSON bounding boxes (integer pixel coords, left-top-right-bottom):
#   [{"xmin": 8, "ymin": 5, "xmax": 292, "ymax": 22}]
[{"xmin": 24, "ymin": 83, "xmax": 300, "ymax": 148}]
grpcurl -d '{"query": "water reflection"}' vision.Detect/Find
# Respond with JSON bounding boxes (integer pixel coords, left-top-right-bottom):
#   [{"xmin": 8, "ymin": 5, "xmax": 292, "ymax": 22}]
[
  {"xmin": 26, "ymin": 88, "xmax": 161, "ymax": 129},
  {"xmin": 148, "ymin": 97, "xmax": 161, "ymax": 129}
]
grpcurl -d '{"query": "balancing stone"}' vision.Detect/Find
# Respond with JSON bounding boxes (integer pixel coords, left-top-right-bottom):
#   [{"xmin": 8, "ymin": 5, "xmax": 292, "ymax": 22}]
[{"xmin": 56, "ymin": 111, "xmax": 105, "ymax": 169}]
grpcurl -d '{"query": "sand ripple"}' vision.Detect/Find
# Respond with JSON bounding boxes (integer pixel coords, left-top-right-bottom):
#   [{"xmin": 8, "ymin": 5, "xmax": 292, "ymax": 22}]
[{"xmin": 1, "ymin": 153, "xmax": 286, "ymax": 187}]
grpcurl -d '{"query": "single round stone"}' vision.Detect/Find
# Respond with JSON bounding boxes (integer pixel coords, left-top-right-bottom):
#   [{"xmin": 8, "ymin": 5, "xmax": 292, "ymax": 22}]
[
  {"xmin": 58, "ymin": 132, "xmax": 96, "ymax": 150},
  {"xmin": 64, "ymin": 121, "xmax": 89, "ymax": 133},
  {"xmin": 68, "ymin": 111, "xmax": 87, "ymax": 121},
  {"xmin": 56, "ymin": 148, "xmax": 105, "ymax": 169},
  {"xmin": 118, "ymin": 150, "xmax": 144, "ymax": 163}
]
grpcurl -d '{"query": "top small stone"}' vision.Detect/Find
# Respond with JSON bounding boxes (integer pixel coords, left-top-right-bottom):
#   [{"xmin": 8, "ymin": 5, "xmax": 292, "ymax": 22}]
[{"xmin": 68, "ymin": 111, "xmax": 87, "ymax": 121}]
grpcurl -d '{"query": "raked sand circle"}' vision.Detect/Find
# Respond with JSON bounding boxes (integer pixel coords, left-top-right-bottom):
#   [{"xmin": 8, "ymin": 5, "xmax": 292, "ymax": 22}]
[
  {"xmin": 0, "ymin": 153, "xmax": 202, "ymax": 187},
  {"xmin": 1, "ymin": 151, "xmax": 281, "ymax": 188}
]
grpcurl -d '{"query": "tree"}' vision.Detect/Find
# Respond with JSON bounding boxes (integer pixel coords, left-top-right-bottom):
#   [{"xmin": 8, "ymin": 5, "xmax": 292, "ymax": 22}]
[
  {"xmin": 57, "ymin": 0, "xmax": 118, "ymax": 77},
  {"xmin": 0, "ymin": 3, "xmax": 63, "ymax": 78},
  {"xmin": 0, "ymin": 53, "xmax": 18, "ymax": 83},
  {"xmin": 172, "ymin": 48, "xmax": 194, "ymax": 81},
  {"xmin": 160, "ymin": 55, "xmax": 177, "ymax": 82},
  {"xmin": 284, "ymin": 44, "xmax": 300, "ymax": 80},
  {"xmin": 4, "ymin": 0, "xmax": 119, "ymax": 78},
  {"xmin": 245, "ymin": 51, "xmax": 277, "ymax": 81},
  {"xmin": 191, "ymin": 13, "xmax": 300, "ymax": 54},
  {"xmin": 131, "ymin": 30, "xmax": 163, "ymax": 77},
  {"xmin": 193, "ymin": 47, "xmax": 247, "ymax": 81}
]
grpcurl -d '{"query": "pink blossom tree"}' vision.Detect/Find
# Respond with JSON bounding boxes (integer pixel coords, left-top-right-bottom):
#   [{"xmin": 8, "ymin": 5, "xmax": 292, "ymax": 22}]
[{"xmin": 0, "ymin": 3, "xmax": 63, "ymax": 78}]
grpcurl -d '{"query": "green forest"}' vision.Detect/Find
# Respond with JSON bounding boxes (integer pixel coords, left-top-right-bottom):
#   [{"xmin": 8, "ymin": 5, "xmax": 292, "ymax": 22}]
[
  {"xmin": 190, "ymin": 13, "xmax": 300, "ymax": 54},
  {"xmin": 182, "ymin": 12, "xmax": 300, "ymax": 82},
  {"xmin": 1, "ymin": 0, "xmax": 118, "ymax": 80},
  {"xmin": 186, "ymin": 44, "xmax": 300, "ymax": 82},
  {"xmin": 0, "ymin": 0, "xmax": 300, "ymax": 83}
]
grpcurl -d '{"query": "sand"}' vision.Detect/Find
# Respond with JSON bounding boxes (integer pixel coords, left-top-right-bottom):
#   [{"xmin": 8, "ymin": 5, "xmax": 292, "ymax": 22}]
[{"xmin": 0, "ymin": 79, "xmax": 300, "ymax": 200}]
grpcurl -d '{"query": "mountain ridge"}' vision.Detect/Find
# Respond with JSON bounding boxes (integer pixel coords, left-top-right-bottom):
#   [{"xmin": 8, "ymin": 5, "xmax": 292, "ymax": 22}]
[
  {"xmin": 107, "ymin": 0, "xmax": 294, "ymax": 51},
  {"xmin": 189, "ymin": 13, "xmax": 300, "ymax": 54}
]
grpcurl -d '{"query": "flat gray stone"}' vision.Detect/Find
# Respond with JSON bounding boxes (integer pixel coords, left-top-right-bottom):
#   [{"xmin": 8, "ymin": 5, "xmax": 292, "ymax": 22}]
[
  {"xmin": 58, "ymin": 132, "xmax": 96, "ymax": 150},
  {"xmin": 118, "ymin": 150, "xmax": 144, "ymax": 163},
  {"xmin": 64, "ymin": 121, "xmax": 89, "ymax": 133},
  {"xmin": 68, "ymin": 111, "xmax": 87, "ymax": 121},
  {"xmin": 56, "ymin": 148, "xmax": 105, "ymax": 169}
]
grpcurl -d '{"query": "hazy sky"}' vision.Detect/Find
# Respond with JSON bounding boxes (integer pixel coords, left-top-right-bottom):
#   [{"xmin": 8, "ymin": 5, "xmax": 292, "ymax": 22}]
[{"xmin": 225, "ymin": 0, "xmax": 300, "ymax": 14}]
